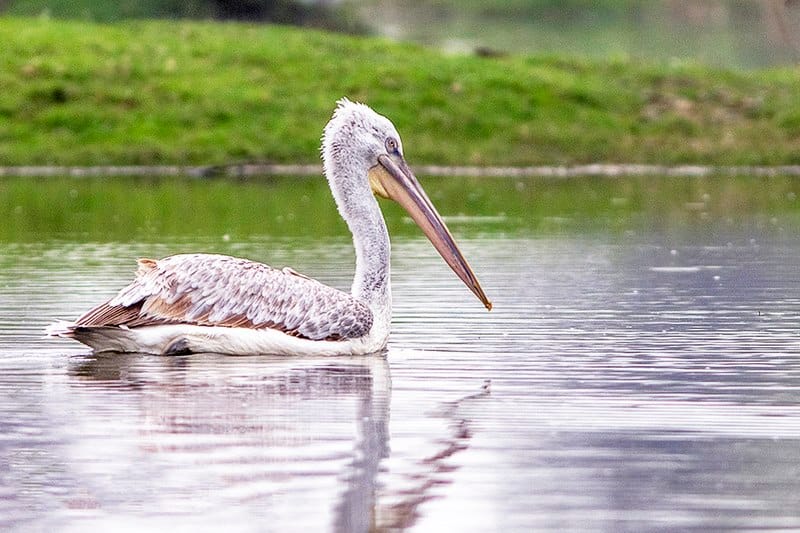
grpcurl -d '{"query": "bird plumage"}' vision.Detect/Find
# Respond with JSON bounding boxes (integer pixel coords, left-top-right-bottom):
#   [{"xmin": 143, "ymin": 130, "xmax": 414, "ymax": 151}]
[
  {"xmin": 74, "ymin": 254, "xmax": 373, "ymax": 341},
  {"xmin": 47, "ymin": 98, "xmax": 490, "ymax": 355}
]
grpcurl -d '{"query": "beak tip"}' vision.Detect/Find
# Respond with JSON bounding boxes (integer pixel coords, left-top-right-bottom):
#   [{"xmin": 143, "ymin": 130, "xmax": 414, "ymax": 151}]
[{"xmin": 485, "ymin": 300, "xmax": 493, "ymax": 311}]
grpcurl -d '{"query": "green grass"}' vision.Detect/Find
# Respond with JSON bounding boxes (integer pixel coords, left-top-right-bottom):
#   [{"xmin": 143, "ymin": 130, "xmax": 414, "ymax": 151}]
[
  {"xmin": 1, "ymin": 16, "xmax": 800, "ymax": 167},
  {"xmin": 2, "ymin": 175, "xmax": 798, "ymax": 242}
]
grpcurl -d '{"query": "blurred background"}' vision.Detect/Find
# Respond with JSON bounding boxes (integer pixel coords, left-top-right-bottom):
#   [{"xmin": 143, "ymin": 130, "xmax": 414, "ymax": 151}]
[
  {"xmin": 2, "ymin": 5, "xmax": 800, "ymax": 532},
  {"xmin": 1, "ymin": 0, "xmax": 799, "ymax": 68}
]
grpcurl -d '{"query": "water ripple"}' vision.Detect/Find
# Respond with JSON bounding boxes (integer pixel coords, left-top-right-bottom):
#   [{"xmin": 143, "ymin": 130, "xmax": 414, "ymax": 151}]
[{"xmin": 1, "ymin": 233, "xmax": 800, "ymax": 531}]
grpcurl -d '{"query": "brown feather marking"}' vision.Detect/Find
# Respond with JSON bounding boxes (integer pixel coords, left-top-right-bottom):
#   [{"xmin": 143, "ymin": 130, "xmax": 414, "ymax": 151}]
[
  {"xmin": 76, "ymin": 302, "xmax": 143, "ymax": 326},
  {"xmin": 281, "ymin": 266, "xmax": 312, "ymax": 281},
  {"xmin": 141, "ymin": 295, "xmax": 191, "ymax": 319},
  {"xmin": 136, "ymin": 258, "xmax": 158, "ymax": 276}
]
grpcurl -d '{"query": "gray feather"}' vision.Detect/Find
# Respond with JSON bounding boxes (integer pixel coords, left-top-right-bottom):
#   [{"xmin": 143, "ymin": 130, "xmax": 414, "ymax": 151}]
[{"xmin": 78, "ymin": 254, "xmax": 373, "ymax": 341}]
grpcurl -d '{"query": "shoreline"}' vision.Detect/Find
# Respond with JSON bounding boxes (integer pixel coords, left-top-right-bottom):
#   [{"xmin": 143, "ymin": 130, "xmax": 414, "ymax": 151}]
[{"xmin": 2, "ymin": 164, "xmax": 800, "ymax": 179}]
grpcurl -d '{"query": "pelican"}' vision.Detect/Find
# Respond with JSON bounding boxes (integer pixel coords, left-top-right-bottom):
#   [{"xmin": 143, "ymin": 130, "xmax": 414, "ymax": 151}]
[{"xmin": 46, "ymin": 99, "xmax": 491, "ymax": 356}]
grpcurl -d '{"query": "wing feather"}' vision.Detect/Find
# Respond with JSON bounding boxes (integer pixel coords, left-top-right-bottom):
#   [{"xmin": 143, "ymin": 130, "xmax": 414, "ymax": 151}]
[{"xmin": 75, "ymin": 254, "xmax": 373, "ymax": 341}]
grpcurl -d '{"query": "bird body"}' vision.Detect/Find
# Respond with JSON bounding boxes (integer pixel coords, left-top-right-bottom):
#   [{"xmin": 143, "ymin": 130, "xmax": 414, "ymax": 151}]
[{"xmin": 47, "ymin": 99, "xmax": 490, "ymax": 355}]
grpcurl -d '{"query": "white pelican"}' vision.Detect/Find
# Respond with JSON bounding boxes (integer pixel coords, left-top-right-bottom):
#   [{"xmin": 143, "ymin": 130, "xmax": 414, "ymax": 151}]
[{"xmin": 46, "ymin": 99, "xmax": 491, "ymax": 356}]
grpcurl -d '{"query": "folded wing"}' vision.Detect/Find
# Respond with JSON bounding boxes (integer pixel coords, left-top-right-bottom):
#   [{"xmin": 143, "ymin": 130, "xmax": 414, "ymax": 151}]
[{"xmin": 75, "ymin": 254, "xmax": 373, "ymax": 341}]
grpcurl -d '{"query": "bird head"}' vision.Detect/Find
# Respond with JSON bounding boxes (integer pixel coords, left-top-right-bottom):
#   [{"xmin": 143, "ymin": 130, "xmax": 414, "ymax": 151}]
[{"xmin": 321, "ymin": 98, "xmax": 491, "ymax": 311}]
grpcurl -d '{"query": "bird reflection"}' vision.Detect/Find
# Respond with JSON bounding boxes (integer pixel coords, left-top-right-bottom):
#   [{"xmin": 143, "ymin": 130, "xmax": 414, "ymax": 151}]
[{"xmin": 69, "ymin": 353, "xmax": 488, "ymax": 531}]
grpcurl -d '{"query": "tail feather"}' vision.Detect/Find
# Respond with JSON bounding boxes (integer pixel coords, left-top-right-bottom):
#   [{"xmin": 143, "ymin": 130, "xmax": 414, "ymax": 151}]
[
  {"xmin": 45, "ymin": 321, "xmax": 145, "ymax": 353},
  {"xmin": 45, "ymin": 320, "xmax": 77, "ymax": 338},
  {"xmin": 71, "ymin": 327, "xmax": 142, "ymax": 353}
]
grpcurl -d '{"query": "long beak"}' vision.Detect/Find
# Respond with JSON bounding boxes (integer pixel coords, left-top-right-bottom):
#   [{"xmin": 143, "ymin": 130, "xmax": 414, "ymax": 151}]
[{"xmin": 369, "ymin": 153, "xmax": 492, "ymax": 310}]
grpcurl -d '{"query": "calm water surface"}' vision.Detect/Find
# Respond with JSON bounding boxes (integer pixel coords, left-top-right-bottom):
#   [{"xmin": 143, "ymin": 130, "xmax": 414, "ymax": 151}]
[{"xmin": 1, "ymin": 224, "xmax": 799, "ymax": 531}]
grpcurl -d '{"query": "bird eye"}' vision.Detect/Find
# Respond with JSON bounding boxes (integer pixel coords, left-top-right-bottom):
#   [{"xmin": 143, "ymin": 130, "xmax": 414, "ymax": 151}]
[{"xmin": 385, "ymin": 137, "xmax": 398, "ymax": 153}]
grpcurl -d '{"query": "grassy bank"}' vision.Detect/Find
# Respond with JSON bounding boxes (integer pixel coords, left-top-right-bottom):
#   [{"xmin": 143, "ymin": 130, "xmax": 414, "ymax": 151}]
[{"xmin": 1, "ymin": 17, "xmax": 799, "ymax": 167}]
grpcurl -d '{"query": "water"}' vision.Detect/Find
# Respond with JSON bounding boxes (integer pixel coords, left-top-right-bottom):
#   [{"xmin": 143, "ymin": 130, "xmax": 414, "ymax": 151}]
[
  {"xmin": 2, "ymin": 226, "xmax": 800, "ymax": 531},
  {"xmin": 359, "ymin": 0, "xmax": 800, "ymax": 69}
]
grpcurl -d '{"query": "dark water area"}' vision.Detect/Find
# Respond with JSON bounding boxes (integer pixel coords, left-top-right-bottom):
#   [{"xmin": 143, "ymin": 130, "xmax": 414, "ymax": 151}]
[{"xmin": 1, "ymin": 177, "xmax": 800, "ymax": 531}]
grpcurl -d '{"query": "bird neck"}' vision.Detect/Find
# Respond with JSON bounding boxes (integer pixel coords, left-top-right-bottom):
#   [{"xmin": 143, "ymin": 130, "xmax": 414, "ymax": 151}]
[
  {"xmin": 327, "ymin": 165, "xmax": 392, "ymax": 313},
  {"xmin": 350, "ymin": 199, "xmax": 391, "ymax": 307}
]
